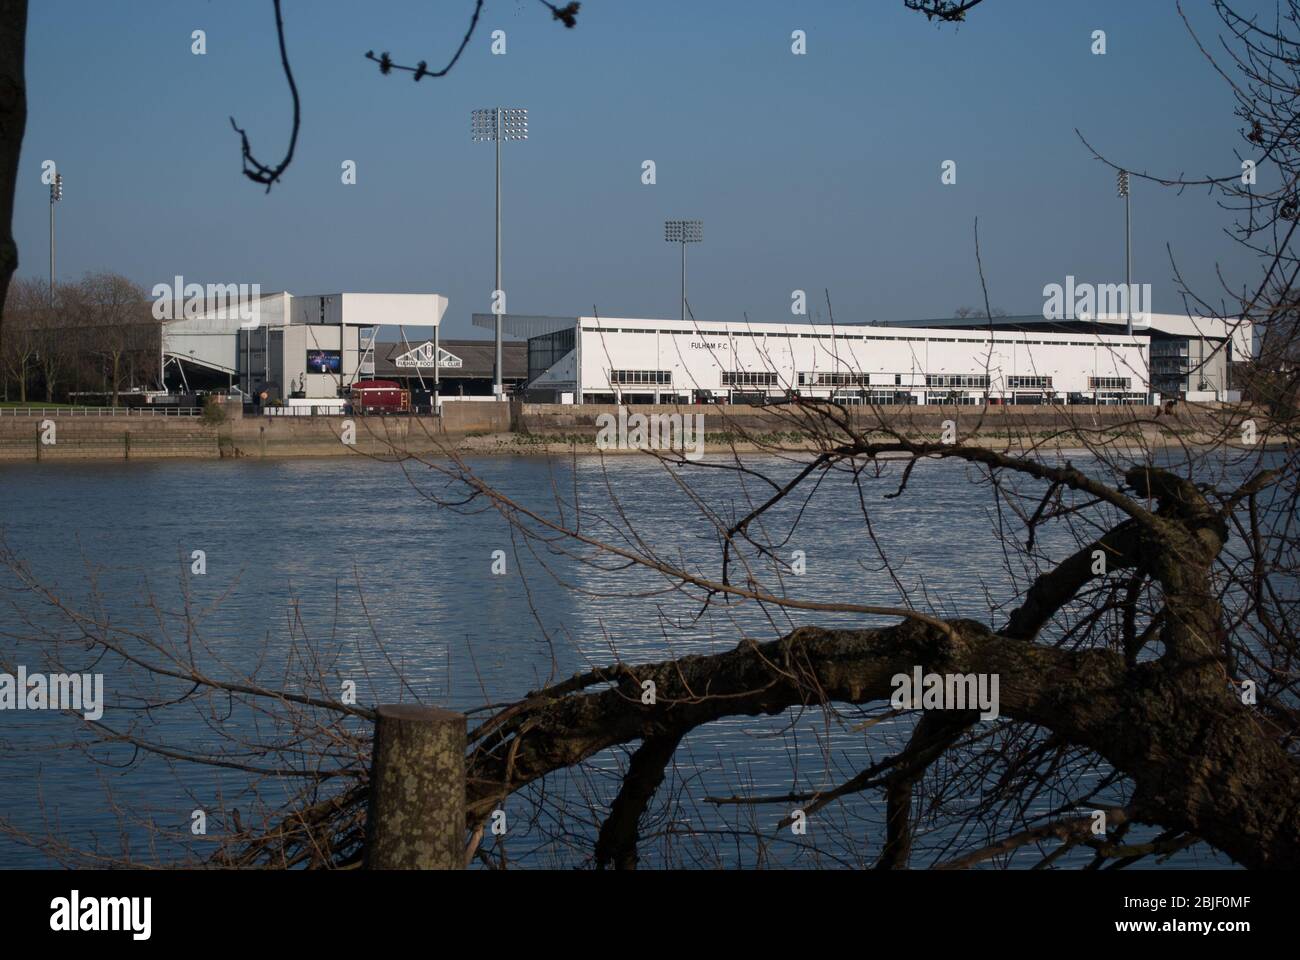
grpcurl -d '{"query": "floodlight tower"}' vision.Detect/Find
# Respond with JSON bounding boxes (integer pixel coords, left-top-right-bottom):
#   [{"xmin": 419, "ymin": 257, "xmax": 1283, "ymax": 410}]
[
  {"xmin": 664, "ymin": 219, "xmax": 703, "ymax": 322},
  {"xmin": 49, "ymin": 173, "xmax": 63, "ymax": 296},
  {"xmin": 1117, "ymin": 170, "xmax": 1132, "ymax": 336},
  {"xmin": 473, "ymin": 107, "xmax": 528, "ymax": 399}
]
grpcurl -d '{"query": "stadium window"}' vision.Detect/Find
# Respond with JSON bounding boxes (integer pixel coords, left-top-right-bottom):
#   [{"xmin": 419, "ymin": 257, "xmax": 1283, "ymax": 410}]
[
  {"xmin": 611, "ymin": 369, "xmax": 672, "ymax": 385},
  {"xmin": 1088, "ymin": 376, "xmax": 1132, "ymax": 390},
  {"xmin": 722, "ymin": 371, "xmax": 779, "ymax": 387}
]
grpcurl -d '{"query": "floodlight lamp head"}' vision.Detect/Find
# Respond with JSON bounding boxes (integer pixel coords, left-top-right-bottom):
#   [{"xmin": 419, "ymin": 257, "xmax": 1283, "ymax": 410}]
[
  {"xmin": 473, "ymin": 107, "xmax": 528, "ymax": 142},
  {"xmin": 500, "ymin": 107, "xmax": 529, "ymax": 141},
  {"xmin": 1117, "ymin": 170, "xmax": 1130, "ymax": 198},
  {"xmin": 51, "ymin": 173, "xmax": 63, "ymax": 202},
  {"xmin": 664, "ymin": 219, "xmax": 702, "ymax": 243},
  {"xmin": 471, "ymin": 108, "xmax": 497, "ymax": 142}
]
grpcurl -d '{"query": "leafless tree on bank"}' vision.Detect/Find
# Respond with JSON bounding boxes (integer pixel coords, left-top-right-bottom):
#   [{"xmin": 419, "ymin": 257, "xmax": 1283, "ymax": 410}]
[
  {"xmin": 3, "ymin": 274, "xmax": 159, "ymax": 404},
  {"xmin": 1, "ymin": 276, "xmax": 43, "ymax": 402}
]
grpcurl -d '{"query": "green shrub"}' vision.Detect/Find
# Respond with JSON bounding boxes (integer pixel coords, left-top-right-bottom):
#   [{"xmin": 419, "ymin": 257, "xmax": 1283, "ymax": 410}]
[{"xmin": 201, "ymin": 398, "xmax": 228, "ymax": 425}]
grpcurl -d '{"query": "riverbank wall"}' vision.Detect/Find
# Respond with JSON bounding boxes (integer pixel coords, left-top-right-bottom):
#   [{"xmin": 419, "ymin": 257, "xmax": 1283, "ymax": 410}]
[
  {"xmin": 0, "ymin": 400, "xmax": 1258, "ymax": 462},
  {"xmin": 502, "ymin": 401, "xmax": 1249, "ymax": 452},
  {"xmin": 0, "ymin": 400, "xmax": 510, "ymax": 462}
]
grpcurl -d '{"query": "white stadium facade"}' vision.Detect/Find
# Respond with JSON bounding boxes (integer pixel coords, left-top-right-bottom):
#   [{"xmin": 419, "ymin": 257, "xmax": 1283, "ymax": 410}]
[
  {"xmin": 161, "ymin": 291, "xmax": 448, "ymax": 402},
  {"xmin": 476, "ymin": 313, "xmax": 1250, "ymax": 406},
  {"xmin": 160, "ymin": 295, "xmax": 1251, "ymax": 408}
]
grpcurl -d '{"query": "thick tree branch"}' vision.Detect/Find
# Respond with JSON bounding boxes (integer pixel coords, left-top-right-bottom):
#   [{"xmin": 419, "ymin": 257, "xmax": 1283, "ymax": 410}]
[
  {"xmin": 466, "ymin": 616, "xmax": 1300, "ymax": 868},
  {"xmin": 594, "ymin": 729, "xmax": 684, "ymax": 870},
  {"xmin": 877, "ymin": 713, "xmax": 973, "ymax": 869}
]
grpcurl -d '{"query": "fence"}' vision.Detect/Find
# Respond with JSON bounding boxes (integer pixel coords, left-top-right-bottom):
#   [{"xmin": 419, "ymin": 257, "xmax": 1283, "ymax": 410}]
[
  {"xmin": 261, "ymin": 405, "xmax": 347, "ymax": 417},
  {"xmin": 259, "ymin": 405, "xmax": 456, "ymax": 418},
  {"xmin": 0, "ymin": 406, "xmax": 202, "ymax": 417}
]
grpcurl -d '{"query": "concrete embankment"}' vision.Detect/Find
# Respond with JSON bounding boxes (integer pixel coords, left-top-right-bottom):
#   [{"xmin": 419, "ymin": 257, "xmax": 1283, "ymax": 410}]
[
  {"xmin": 500, "ymin": 401, "xmax": 1253, "ymax": 454},
  {"xmin": 218, "ymin": 401, "xmax": 509, "ymax": 458},
  {"xmin": 0, "ymin": 400, "xmax": 1263, "ymax": 463},
  {"xmin": 0, "ymin": 401, "xmax": 509, "ymax": 463},
  {"xmin": 0, "ymin": 414, "xmax": 221, "ymax": 461}
]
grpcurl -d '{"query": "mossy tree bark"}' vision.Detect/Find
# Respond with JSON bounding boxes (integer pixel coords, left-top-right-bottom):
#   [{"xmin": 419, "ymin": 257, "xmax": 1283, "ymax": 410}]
[{"xmin": 366, "ymin": 705, "xmax": 466, "ymax": 869}]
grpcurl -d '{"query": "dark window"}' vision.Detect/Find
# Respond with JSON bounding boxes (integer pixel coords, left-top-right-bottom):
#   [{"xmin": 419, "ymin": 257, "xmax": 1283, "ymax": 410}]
[
  {"xmin": 527, "ymin": 328, "xmax": 575, "ymax": 383},
  {"xmin": 610, "ymin": 369, "xmax": 672, "ymax": 385},
  {"xmin": 797, "ymin": 372, "xmax": 870, "ymax": 387},
  {"xmin": 1089, "ymin": 376, "xmax": 1132, "ymax": 390},
  {"xmin": 925, "ymin": 374, "xmax": 989, "ymax": 388},
  {"xmin": 722, "ymin": 371, "xmax": 779, "ymax": 387}
]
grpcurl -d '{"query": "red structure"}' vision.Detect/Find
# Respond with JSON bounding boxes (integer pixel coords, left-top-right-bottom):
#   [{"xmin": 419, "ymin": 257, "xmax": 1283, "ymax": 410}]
[{"xmin": 350, "ymin": 380, "xmax": 410, "ymax": 414}]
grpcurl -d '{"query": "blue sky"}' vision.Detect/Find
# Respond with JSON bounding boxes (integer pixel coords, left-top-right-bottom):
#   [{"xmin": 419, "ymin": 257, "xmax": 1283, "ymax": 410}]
[{"xmin": 16, "ymin": 0, "xmax": 1265, "ymax": 337}]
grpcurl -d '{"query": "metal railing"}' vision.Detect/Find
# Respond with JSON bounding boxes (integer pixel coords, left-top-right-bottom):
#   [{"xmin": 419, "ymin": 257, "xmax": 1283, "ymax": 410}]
[
  {"xmin": 0, "ymin": 406, "xmax": 202, "ymax": 417},
  {"xmin": 262, "ymin": 405, "xmax": 346, "ymax": 416}
]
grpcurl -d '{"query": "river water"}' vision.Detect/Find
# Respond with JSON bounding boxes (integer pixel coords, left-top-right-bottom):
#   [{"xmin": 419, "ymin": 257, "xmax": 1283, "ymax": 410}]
[{"xmin": 0, "ymin": 453, "xmax": 1244, "ymax": 869}]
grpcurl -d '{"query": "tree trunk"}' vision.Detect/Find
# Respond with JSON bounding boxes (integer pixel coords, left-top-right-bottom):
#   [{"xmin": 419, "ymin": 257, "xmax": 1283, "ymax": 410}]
[
  {"xmin": 365, "ymin": 705, "xmax": 466, "ymax": 869},
  {"xmin": 0, "ymin": 1, "xmax": 28, "ymax": 383}
]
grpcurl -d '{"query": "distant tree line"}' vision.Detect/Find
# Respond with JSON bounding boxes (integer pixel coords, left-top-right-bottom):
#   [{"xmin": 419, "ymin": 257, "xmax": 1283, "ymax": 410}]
[
  {"xmin": 953, "ymin": 306, "xmax": 1009, "ymax": 319},
  {"xmin": 1, "ymin": 273, "xmax": 156, "ymax": 405}
]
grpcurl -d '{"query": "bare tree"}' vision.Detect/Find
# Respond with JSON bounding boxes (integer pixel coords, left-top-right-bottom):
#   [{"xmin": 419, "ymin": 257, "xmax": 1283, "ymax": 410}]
[
  {"xmin": 80, "ymin": 273, "xmax": 146, "ymax": 406},
  {"xmin": 32, "ymin": 280, "xmax": 79, "ymax": 401},
  {"xmin": 1, "ymin": 275, "xmax": 45, "ymax": 402}
]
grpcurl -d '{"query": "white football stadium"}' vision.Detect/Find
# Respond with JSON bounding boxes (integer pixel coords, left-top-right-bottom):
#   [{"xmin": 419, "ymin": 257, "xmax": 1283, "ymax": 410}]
[{"xmin": 483, "ymin": 314, "xmax": 1167, "ymax": 406}]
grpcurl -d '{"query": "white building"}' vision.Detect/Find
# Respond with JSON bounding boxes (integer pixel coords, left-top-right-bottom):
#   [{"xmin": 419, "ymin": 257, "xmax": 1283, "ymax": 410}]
[
  {"xmin": 488, "ymin": 315, "xmax": 1153, "ymax": 405},
  {"xmin": 882, "ymin": 312, "xmax": 1253, "ymax": 402},
  {"xmin": 162, "ymin": 292, "xmax": 447, "ymax": 402}
]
